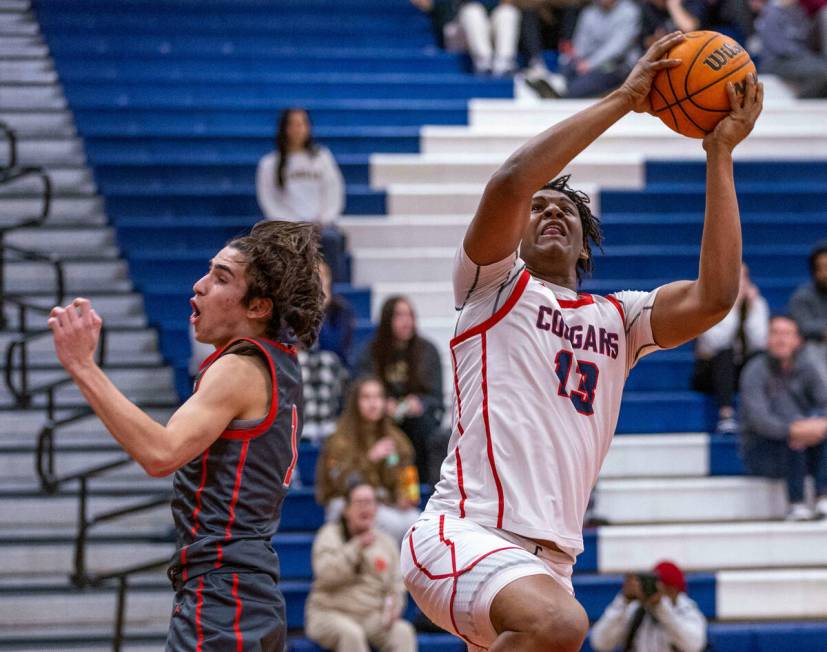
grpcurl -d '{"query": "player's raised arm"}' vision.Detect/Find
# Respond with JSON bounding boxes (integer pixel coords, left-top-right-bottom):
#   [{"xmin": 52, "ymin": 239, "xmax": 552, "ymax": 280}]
[
  {"xmin": 463, "ymin": 31, "xmax": 686, "ymax": 266},
  {"xmin": 651, "ymin": 74, "xmax": 764, "ymax": 349},
  {"xmin": 48, "ymin": 298, "xmax": 263, "ymax": 477}
]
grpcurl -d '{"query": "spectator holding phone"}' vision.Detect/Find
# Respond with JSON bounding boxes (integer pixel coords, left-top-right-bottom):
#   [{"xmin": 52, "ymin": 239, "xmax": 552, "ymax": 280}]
[{"xmin": 590, "ymin": 561, "xmax": 707, "ymax": 652}]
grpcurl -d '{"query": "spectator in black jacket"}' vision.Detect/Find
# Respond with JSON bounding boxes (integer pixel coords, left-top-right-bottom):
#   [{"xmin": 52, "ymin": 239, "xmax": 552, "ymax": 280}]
[{"xmin": 358, "ymin": 296, "xmax": 445, "ymax": 485}]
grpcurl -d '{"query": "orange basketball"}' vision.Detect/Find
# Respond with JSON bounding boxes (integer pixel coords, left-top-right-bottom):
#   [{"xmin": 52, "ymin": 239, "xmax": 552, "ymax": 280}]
[{"xmin": 650, "ymin": 31, "xmax": 756, "ymax": 138}]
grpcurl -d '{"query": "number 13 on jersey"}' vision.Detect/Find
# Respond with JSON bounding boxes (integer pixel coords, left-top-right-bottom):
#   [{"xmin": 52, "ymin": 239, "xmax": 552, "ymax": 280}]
[{"xmin": 554, "ymin": 350, "xmax": 599, "ymax": 416}]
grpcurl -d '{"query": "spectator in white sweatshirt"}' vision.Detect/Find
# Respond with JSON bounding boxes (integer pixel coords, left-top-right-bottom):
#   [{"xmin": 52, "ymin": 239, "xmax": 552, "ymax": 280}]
[
  {"xmin": 256, "ymin": 107, "xmax": 348, "ymax": 280},
  {"xmin": 692, "ymin": 263, "xmax": 769, "ymax": 433},
  {"xmin": 590, "ymin": 561, "xmax": 707, "ymax": 652}
]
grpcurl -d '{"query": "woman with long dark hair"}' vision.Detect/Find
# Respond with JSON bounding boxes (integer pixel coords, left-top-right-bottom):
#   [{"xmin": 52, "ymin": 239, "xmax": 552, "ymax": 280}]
[
  {"xmin": 255, "ymin": 107, "xmax": 347, "ymax": 280},
  {"xmin": 316, "ymin": 376, "xmax": 421, "ymax": 543},
  {"xmin": 358, "ymin": 296, "xmax": 445, "ymax": 485}
]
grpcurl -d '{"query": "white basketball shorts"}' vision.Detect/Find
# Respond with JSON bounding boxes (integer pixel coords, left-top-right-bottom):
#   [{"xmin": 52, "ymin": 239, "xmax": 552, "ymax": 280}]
[{"xmin": 401, "ymin": 512, "xmax": 574, "ymax": 650}]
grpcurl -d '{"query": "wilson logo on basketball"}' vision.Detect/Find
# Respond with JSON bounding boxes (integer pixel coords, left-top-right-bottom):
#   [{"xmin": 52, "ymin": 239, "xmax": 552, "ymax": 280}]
[{"xmin": 701, "ymin": 42, "xmax": 744, "ymax": 71}]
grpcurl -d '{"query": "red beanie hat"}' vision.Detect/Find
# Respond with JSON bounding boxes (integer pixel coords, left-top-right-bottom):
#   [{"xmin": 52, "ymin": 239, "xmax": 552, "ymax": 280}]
[{"xmin": 653, "ymin": 561, "xmax": 687, "ymax": 593}]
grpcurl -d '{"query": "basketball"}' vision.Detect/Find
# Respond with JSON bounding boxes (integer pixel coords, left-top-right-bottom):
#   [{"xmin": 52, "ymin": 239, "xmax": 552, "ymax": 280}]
[{"xmin": 650, "ymin": 31, "xmax": 756, "ymax": 138}]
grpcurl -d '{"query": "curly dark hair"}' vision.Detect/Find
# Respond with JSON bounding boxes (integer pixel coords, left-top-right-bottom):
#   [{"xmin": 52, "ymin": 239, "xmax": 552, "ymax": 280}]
[
  {"xmin": 539, "ymin": 174, "xmax": 603, "ymax": 281},
  {"xmin": 228, "ymin": 220, "xmax": 324, "ymax": 348}
]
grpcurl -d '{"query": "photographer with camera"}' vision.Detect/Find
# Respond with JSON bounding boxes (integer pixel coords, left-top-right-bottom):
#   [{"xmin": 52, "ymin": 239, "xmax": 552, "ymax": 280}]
[{"xmin": 590, "ymin": 560, "xmax": 707, "ymax": 651}]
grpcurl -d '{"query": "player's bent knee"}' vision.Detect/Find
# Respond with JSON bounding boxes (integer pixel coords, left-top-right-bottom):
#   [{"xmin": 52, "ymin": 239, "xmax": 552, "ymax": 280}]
[{"xmin": 535, "ymin": 599, "xmax": 589, "ymax": 651}]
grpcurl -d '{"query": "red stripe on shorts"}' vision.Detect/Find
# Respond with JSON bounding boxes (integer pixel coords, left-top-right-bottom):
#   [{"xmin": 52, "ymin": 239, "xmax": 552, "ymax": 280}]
[{"xmin": 232, "ymin": 572, "xmax": 244, "ymax": 652}]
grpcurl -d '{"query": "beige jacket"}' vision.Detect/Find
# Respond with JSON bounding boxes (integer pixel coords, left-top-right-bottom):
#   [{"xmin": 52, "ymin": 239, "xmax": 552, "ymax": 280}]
[{"xmin": 305, "ymin": 521, "xmax": 407, "ymax": 622}]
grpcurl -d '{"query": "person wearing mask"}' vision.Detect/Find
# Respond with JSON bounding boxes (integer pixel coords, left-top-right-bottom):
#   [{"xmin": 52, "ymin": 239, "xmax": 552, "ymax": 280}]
[
  {"xmin": 739, "ymin": 315, "xmax": 827, "ymax": 521},
  {"xmin": 590, "ymin": 561, "xmax": 707, "ymax": 652},
  {"xmin": 692, "ymin": 264, "xmax": 769, "ymax": 433},
  {"xmin": 358, "ymin": 296, "xmax": 444, "ymax": 486},
  {"xmin": 255, "ymin": 107, "xmax": 348, "ymax": 280},
  {"xmin": 305, "ymin": 481, "xmax": 418, "ymax": 652},
  {"xmin": 316, "ymin": 376, "xmax": 421, "ymax": 543}
]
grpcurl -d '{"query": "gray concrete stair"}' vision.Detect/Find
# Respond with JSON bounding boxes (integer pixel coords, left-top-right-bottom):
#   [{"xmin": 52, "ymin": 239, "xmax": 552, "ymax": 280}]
[
  {"xmin": 0, "ymin": 366, "xmax": 177, "ymax": 408},
  {"xmin": 0, "ymin": 109, "xmax": 76, "ymax": 136},
  {"xmin": 0, "ymin": 528, "xmax": 175, "ymax": 580},
  {"xmin": 0, "ymin": 166, "xmax": 95, "ymax": 195},
  {"xmin": 6, "ymin": 224, "xmax": 117, "ymax": 256},
  {"xmin": 0, "ymin": 575, "xmax": 172, "ymax": 632},
  {"xmin": 2, "ymin": 290, "xmax": 148, "ymax": 330},
  {"xmin": 0, "ymin": 196, "xmax": 103, "ymax": 225},
  {"xmin": 0, "ymin": 84, "xmax": 66, "ymax": 110},
  {"xmin": 4, "ymin": 258, "xmax": 131, "ymax": 293}
]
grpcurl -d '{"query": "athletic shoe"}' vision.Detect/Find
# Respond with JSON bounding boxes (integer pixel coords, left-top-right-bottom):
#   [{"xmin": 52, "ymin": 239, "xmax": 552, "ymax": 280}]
[
  {"xmin": 716, "ymin": 416, "xmax": 740, "ymax": 434},
  {"xmin": 786, "ymin": 503, "xmax": 815, "ymax": 521}
]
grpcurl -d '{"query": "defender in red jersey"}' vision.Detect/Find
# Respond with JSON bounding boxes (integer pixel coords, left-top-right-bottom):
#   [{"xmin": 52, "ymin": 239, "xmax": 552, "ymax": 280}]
[
  {"xmin": 401, "ymin": 33, "xmax": 763, "ymax": 652},
  {"xmin": 48, "ymin": 221, "xmax": 324, "ymax": 651}
]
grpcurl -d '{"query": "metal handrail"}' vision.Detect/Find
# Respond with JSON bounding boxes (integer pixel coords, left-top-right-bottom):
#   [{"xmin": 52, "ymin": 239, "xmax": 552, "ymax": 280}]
[
  {"xmin": 2, "ymin": 245, "xmax": 65, "ymax": 307},
  {"xmin": 4, "ymin": 319, "xmax": 104, "ymax": 408},
  {"xmin": 0, "ymin": 120, "xmax": 17, "ymax": 170},
  {"xmin": 0, "ymin": 120, "xmax": 173, "ymax": 651},
  {"xmin": 0, "ymin": 165, "xmax": 53, "ymax": 230}
]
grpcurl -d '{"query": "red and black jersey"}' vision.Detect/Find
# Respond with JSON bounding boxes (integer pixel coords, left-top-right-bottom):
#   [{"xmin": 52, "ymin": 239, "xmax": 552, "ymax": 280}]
[{"xmin": 168, "ymin": 338, "xmax": 301, "ymax": 584}]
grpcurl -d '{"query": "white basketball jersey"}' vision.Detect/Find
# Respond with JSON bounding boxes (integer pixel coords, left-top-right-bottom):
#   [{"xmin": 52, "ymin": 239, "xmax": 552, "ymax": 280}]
[{"xmin": 425, "ymin": 247, "xmax": 664, "ymax": 557}]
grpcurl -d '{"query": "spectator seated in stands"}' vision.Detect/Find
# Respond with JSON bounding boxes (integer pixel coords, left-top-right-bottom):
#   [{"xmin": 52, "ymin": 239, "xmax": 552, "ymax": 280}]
[
  {"xmin": 640, "ymin": 0, "xmax": 707, "ymax": 50},
  {"xmin": 692, "ymin": 264, "xmax": 768, "ymax": 433},
  {"xmin": 555, "ymin": 0, "xmax": 642, "ymax": 98},
  {"xmin": 255, "ymin": 107, "xmax": 349, "ymax": 281},
  {"xmin": 316, "ymin": 376, "xmax": 422, "ymax": 543},
  {"xmin": 298, "ymin": 345, "xmax": 349, "ymax": 445},
  {"xmin": 590, "ymin": 561, "xmax": 707, "ymax": 652},
  {"xmin": 755, "ymin": 0, "xmax": 827, "ymax": 98},
  {"xmin": 305, "ymin": 481, "xmax": 418, "ymax": 652},
  {"xmin": 739, "ymin": 315, "xmax": 827, "ymax": 521},
  {"xmin": 789, "ymin": 239, "xmax": 827, "ymax": 362},
  {"xmin": 317, "ymin": 260, "xmax": 356, "ymax": 368},
  {"xmin": 800, "ymin": 0, "xmax": 827, "ymax": 53},
  {"xmin": 410, "ymin": 0, "xmax": 463, "ymax": 50},
  {"xmin": 358, "ymin": 296, "xmax": 446, "ymax": 486},
  {"xmin": 457, "ymin": 0, "xmax": 522, "ymax": 75}
]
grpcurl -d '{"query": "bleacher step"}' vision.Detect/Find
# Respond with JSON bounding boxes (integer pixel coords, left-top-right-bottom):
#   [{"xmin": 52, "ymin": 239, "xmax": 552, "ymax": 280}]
[
  {"xmin": 468, "ymin": 96, "xmax": 827, "ymax": 130},
  {"xmin": 0, "ymin": 196, "xmax": 102, "ymax": 224},
  {"xmin": 4, "ymin": 258, "xmax": 131, "ymax": 294},
  {"xmin": 421, "ymin": 126, "xmax": 827, "ymax": 159},
  {"xmin": 596, "ymin": 476, "xmax": 787, "ymax": 523},
  {"xmin": 599, "ymin": 520, "xmax": 827, "ymax": 572},
  {"xmin": 6, "ymin": 225, "xmax": 116, "ymax": 255},
  {"xmin": 371, "ymin": 153, "xmax": 642, "ymax": 188},
  {"xmin": 0, "ymin": 109, "xmax": 75, "ymax": 135},
  {"xmin": 0, "ymin": 166, "xmax": 94, "ymax": 195},
  {"xmin": 2, "ymin": 291, "xmax": 147, "ymax": 330}
]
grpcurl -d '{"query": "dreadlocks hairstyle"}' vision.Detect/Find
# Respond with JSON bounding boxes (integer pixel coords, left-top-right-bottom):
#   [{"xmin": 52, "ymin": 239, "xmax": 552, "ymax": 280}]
[
  {"xmin": 540, "ymin": 174, "xmax": 603, "ymax": 281},
  {"xmin": 274, "ymin": 107, "xmax": 318, "ymax": 189},
  {"xmin": 228, "ymin": 220, "xmax": 324, "ymax": 348}
]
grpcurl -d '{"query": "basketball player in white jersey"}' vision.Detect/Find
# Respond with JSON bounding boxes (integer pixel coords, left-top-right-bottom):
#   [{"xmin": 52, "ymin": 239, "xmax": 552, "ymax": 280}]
[{"xmin": 401, "ymin": 32, "xmax": 763, "ymax": 652}]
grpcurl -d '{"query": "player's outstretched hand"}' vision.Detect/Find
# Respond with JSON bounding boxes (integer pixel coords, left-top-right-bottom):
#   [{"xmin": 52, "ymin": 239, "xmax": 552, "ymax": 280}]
[
  {"xmin": 703, "ymin": 73, "xmax": 763, "ymax": 153},
  {"xmin": 48, "ymin": 297, "xmax": 103, "ymax": 374},
  {"xmin": 618, "ymin": 31, "xmax": 685, "ymax": 114}
]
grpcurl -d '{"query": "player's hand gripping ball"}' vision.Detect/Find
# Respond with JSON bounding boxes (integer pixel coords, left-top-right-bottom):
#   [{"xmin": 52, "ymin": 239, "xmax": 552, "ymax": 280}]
[{"xmin": 649, "ymin": 31, "xmax": 756, "ymax": 138}]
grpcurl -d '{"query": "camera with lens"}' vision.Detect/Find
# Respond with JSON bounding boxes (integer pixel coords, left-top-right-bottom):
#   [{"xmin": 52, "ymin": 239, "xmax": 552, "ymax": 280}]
[{"xmin": 637, "ymin": 572, "xmax": 659, "ymax": 598}]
